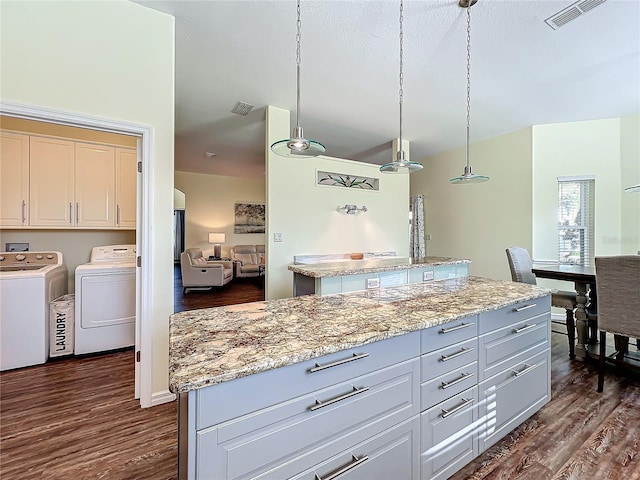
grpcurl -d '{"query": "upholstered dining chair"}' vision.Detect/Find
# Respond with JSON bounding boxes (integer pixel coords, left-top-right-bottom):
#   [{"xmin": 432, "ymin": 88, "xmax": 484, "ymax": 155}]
[
  {"xmin": 506, "ymin": 247, "xmax": 579, "ymax": 359},
  {"xmin": 595, "ymin": 255, "xmax": 640, "ymax": 392}
]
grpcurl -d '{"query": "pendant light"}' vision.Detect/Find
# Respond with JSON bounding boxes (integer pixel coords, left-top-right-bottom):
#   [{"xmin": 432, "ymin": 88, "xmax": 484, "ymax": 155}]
[
  {"xmin": 271, "ymin": 0, "xmax": 325, "ymax": 158},
  {"xmin": 624, "ymin": 184, "xmax": 640, "ymax": 193},
  {"xmin": 450, "ymin": 0, "xmax": 489, "ymax": 184},
  {"xmin": 380, "ymin": 0, "xmax": 423, "ymax": 174}
]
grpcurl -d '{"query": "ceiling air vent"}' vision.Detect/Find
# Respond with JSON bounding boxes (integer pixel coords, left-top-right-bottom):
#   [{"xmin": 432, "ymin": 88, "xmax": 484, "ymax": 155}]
[
  {"xmin": 231, "ymin": 101, "xmax": 254, "ymax": 116},
  {"xmin": 545, "ymin": 0, "xmax": 608, "ymax": 30}
]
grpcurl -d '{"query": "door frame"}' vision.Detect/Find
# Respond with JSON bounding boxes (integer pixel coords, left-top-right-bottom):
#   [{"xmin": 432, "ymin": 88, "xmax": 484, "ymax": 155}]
[{"xmin": 1, "ymin": 100, "xmax": 155, "ymax": 408}]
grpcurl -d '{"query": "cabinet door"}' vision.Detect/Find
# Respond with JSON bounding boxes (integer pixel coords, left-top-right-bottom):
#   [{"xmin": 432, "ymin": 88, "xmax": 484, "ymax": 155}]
[
  {"xmin": 0, "ymin": 132, "xmax": 29, "ymax": 226},
  {"xmin": 75, "ymin": 142, "xmax": 115, "ymax": 227},
  {"xmin": 115, "ymin": 147, "xmax": 137, "ymax": 228},
  {"xmin": 29, "ymin": 136, "xmax": 75, "ymax": 226}
]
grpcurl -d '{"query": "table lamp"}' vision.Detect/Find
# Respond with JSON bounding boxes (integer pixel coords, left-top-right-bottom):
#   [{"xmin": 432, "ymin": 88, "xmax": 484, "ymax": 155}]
[{"xmin": 208, "ymin": 233, "xmax": 226, "ymax": 259}]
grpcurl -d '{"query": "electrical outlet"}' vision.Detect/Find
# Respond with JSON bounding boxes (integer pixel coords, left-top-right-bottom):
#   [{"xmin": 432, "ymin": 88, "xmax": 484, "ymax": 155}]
[
  {"xmin": 423, "ymin": 270, "xmax": 434, "ymax": 281},
  {"xmin": 273, "ymin": 233, "xmax": 283, "ymax": 242},
  {"xmin": 366, "ymin": 278, "xmax": 380, "ymax": 289},
  {"xmin": 426, "ymin": 234, "xmax": 432, "ymax": 241}
]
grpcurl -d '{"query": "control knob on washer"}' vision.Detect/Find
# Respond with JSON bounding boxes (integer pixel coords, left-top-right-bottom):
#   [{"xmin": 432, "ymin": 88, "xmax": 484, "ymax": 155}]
[
  {"xmin": 47, "ymin": 254, "xmax": 54, "ymax": 259},
  {"xmin": 15, "ymin": 254, "xmax": 26, "ymax": 261},
  {"xmin": 36, "ymin": 254, "xmax": 44, "ymax": 260},
  {"xmin": 0, "ymin": 256, "xmax": 4, "ymax": 261}
]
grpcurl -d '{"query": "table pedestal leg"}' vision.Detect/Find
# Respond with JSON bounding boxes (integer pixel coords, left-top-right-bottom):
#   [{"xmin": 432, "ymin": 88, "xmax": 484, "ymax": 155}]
[{"xmin": 574, "ymin": 281, "xmax": 589, "ymax": 359}]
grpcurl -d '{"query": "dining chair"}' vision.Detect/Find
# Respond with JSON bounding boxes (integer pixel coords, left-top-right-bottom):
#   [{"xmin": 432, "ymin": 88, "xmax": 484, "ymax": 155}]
[
  {"xmin": 505, "ymin": 247, "xmax": 578, "ymax": 358},
  {"xmin": 595, "ymin": 255, "xmax": 640, "ymax": 392}
]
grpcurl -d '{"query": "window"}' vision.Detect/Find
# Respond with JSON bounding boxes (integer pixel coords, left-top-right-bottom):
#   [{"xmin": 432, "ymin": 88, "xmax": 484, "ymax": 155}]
[{"xmin": 557, "ymin": 176, "xmax": 595, "ymax": 266}]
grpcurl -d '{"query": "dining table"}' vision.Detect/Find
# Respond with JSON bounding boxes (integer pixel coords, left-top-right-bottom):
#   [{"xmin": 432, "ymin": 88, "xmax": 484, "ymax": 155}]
[{"xmin": 532, "ymin": 263, "xmax": 597, "ymax": 360}]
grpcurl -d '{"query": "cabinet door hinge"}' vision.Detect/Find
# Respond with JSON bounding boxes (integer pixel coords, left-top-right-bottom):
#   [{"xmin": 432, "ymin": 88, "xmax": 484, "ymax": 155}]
[
  {"xmin": 137, "ymin": 256, "xmax": 141, "ymax": 268},
  {"xmin": 137, "ymin": 161, "xmax": 142, "ymax": 173},
  {"xmin": 136, "ymin": 351, "xmax": 141, "ymax": 362}
]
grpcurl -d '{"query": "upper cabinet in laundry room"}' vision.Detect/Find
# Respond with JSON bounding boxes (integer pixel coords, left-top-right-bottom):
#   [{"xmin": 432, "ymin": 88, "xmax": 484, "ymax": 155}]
[{"xmin": 0, "ymin": 132, "xmax": 30, "ymax": 227}]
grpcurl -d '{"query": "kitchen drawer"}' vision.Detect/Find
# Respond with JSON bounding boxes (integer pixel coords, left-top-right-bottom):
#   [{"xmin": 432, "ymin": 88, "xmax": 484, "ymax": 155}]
[
  {"xmin": 291, "ymin": 417, "xmax": 420, "ymax": 480},
  {"xmin": 478, "ymin": 295, "xmax": 551, "ymax": 335},
  {"xmin": 479, "ymin": 312, "xmax": 549, "ymax": 380},
  {"xmin": 478, "ymin": 348, "xmax": 550, "ymax": 453},
  {"xmin": 196, "ymin": 331, "xmax": 420, "ymax": 429},
  {"xmin": 420, "ymin": 361, "xmax": 477, "ymax": 411},
  {"xmin": 196, "ymin": 359, "xmax": 419, "ymax": 480},
  {"xmin": 421, "ymin": 386, "xmax": 478, "ymax": 480},
  {"xmin": 421, "ymin": 337, "xmax": 478, "ymax": 383},
  {"xmin": 421, "ymin": 315, "xmax": 478, "ymax": 354}
]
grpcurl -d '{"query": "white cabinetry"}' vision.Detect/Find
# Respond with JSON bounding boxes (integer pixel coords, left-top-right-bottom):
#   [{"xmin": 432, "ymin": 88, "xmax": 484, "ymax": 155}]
[
  {"xmin": 115, "ymin": 147, "xmax": 137, "ymax": 228},
  {"xmin": 0, "ymin": 132, "xmax": 30, "ymax": 226},
  {"xmin": 75, "ymin": 142, "xmax": 116, "ymax": 227}
]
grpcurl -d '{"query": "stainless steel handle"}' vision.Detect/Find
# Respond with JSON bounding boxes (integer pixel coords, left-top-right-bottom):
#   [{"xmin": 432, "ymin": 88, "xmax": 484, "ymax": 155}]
[
  {"xmin": 440, "ymin": 347, "xmax": 474, "ymax": 362},
  {"xmin": 308, "ymin": 353, "xmax": 369, "ymax": 373},
  {"xmin": 22, "ymin": 200, "xmax": 26, "ymax": 223},
  {"xmin": 75, "ymin": 202, "xmax": 79, "ymax": 223},
  {"xmin": 315, "ymin": 455, "xmax": 369, "ymax": 480},
  {"xmin": 69, "ymin": 203, "xmax": 73, "ymax": 224},
  {"xmin": 440, "ymin": 322, "xmax": 475, "ymax": 334},
  {"xmin": 512, "ymin": 323, "xmax": 536, "ymax": 334},
  {"xmin": 514, "ymin": 304, "xmax": 536, "ymax": 312},
  {"xmin": 309, "ymin": 386, "xmax": 369, "ymax": 411},
  {"xmin": 117, "ymin": 204, "xmax": 120, "ymax": 225},
  {"xmin": 441, "ymin": 397, "xmax": 474, "ymax": 419},
  {"xmin": 441, "ymin": 372, "xmax": 474, "ymax": 390},
  {"xmin": 512, "ymin": 363, "xmax": 537, "ymax": 377}
]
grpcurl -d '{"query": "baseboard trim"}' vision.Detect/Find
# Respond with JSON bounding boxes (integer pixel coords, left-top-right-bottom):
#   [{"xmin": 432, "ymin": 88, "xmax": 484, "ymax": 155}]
[{"xmin": 151, "ymin": 390, "xmax": 176, "ymax": 406}]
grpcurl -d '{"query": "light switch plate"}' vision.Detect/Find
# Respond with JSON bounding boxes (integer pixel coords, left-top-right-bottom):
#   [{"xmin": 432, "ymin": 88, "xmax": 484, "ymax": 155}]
[
  {"xmin": 423, "ymin": 270, "xmax": 434, "ymax": 281},
  {"xmin": 366, "ymin": 278, "xmax": 380, "ymax": 289},
  {"xmin": 273, "ymin": 233, "xmax": 283, "ymax": 242}
]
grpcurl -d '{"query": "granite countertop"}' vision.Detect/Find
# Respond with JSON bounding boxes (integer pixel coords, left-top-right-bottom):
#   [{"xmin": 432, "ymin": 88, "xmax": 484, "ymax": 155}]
[
  {"xmin": 287, "ymin": 256, "xmax": 470, "ymax": 278},
  {"xmin": 169, "ymin": 276, "xmax": 549, "ymax": 394}
]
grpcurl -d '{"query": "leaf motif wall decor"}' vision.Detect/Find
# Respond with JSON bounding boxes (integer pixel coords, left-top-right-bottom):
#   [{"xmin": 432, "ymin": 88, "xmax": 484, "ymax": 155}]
[{"xmin": 316, "ymin": 170, "xmax": 379, "ymax": 190}]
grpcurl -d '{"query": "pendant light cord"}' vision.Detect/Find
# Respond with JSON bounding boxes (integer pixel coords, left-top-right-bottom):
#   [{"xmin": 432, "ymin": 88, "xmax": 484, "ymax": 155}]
[
  {"xmin": 295, "ymin": 0, "xmax": 302, "ymax": 129},
  {"xmin": 465, "ymin": 2, "xmax": 472, "ymax": 169},
  {"xmin": 398, "ymin": 0, "xmax": 404, "ymax": 154}
]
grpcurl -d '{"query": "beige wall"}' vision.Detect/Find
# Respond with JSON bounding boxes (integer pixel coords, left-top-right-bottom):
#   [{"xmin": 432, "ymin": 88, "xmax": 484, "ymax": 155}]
[
  {"xmin": 1, "ymin": 1, "xmax": 175, "ymax": 399},
  {"xmin": 410, "ymin": 128, "xmax": 533, "ymax": 281},
  {"xmin": 266, "ymin": 106, "xmax": 410, "ymax": 300},
  {"xmin": 174, "ymin": 171, "xmax": 266, "ymax": 257},
  {"xmin": 620, "ymin": 113, "xmax": 640, "ymax": 253},
  {"xmin": 0, "ymin": 230, "xmax": 135, "ymax": 292}
]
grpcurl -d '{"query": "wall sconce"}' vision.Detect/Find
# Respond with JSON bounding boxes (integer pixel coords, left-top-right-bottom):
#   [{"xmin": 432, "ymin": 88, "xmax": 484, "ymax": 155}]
[
  {"xmin": 208, "ymin": 232, "xmax": 226, "ymax": 259},
  {"xmin": 338, "ymin": 205, "xmax": 368, "ymax": 215}
]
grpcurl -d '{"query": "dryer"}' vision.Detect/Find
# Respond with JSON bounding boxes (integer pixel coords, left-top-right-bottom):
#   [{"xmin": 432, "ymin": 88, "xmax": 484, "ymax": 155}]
[
  {"xmin": 75, "ymin": 245, "xmax": 136, "ymax": 355},
  {"xmin": 0, "ymin": 251, "xmax": 68, "ymax": 370}
]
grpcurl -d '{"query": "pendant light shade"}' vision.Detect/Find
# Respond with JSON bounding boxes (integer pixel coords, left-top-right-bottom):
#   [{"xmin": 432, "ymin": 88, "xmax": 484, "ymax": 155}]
[
  {"xmin": 380, "ymin": 0, "xmax": 423, "ymax": 174},
  {"xmin": 625, "ymin": 184, "xmax": 640, "ymax": 193},
  {"xmin": 271, "ymin": 0, "xmax": 325, "ymax": 158},
  {"xmin": 450, "ymin": 0, "xmax": 488, "ymax": 185}
]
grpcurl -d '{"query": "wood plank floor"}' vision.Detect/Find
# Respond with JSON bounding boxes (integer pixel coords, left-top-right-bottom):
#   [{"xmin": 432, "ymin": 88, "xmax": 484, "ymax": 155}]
[{"xmin": 2, "ymin": 296, "xmax": 639, "ymax": 479}]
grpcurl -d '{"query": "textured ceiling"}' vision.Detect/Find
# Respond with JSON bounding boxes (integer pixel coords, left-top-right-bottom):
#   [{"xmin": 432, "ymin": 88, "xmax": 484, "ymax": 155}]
[{"xmin": 134, "ymin": 0, "xmax": 640, "ymax": 178}]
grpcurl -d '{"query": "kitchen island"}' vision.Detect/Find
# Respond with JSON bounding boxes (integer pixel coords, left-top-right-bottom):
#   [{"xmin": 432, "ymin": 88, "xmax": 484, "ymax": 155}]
[
  {"xmin": 289, "ymin": 256, "xmax": 471, "ymax": 296},
  {"xmin": 171, "ymin": 277, "xmax": 551, "ymax": 480}
]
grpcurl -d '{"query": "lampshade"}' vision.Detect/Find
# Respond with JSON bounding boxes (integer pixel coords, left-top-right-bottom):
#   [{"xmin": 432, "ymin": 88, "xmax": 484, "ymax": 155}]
[
  {"xmin": 624, "ymin": 184, "xmax": 640, "ymax": 193},
  {"xmin": 208, "ymin": 233, "xmax": 226, "ymax": 244}
]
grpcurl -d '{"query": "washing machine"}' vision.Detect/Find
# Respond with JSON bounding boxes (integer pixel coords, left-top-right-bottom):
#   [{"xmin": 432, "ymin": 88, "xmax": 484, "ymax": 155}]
[
  {"xmin": 0, "ymin": 251, "xmax": 68, "ymax": 370},
  {"xmin": 75, "ymin": 245, "xmax": 136, "ymax": 355}
]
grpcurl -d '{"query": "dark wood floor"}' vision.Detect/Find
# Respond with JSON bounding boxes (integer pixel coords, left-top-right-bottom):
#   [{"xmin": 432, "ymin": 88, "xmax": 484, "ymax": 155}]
[{"xmin": 2, "ymin": 285, "xmax": 639, "ymax": 479}]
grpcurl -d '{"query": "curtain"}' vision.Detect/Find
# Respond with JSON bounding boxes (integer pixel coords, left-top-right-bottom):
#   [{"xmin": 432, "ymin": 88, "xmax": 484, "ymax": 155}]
[{"xmin": 410, "ymin": 194, "xmax": 425, "ymax": 259}]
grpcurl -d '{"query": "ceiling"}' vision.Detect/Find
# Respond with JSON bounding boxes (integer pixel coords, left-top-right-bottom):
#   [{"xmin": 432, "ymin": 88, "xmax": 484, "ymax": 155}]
[{"xmin": 134, "ymin": 0, "xmax": 640, "ymax": 178}]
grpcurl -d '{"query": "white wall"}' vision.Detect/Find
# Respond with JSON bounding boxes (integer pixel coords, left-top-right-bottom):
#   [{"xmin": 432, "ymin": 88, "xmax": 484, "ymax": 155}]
[
  {"xmin": 266, "ymin": 106, "xmax": 410, "ymax": 300},
  {"xmin": 410, "ymin": 128, "xmax": 533, "ymax": 281},
  {"xmin": 1, "ymin": 1, "xmax": 175, "ymax": 400},
  {"xmin": 174, "ymin": 171, "xmax": 266, "ymax": 257},
  {"xmin": 532, "ymin": 118, "xmax": 623, "ymax": 262},
  {"xmin": 620, "ymin": 113, "xmax": 640, "ymax": 253}
]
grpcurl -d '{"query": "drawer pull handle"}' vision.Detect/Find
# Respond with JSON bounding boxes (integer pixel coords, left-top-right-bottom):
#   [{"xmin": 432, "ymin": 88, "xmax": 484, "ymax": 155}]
[
  {"xmin": 315, "ymin": 454, "xmax": 369, "ymax": 480},
  {"xmin": 308, "ymin": 353, "xmax": 369, "ymax": 373},
  {"xmin": 512, "ymin": 363, "xmax": 537, "ymax": 377},
  {"xmin": 309, "ymin": 386, "xmax": 369, "ymax": 411},
  {"xmin": 512, "ymin": 323, "xmax": 536, "ymax": 334},
  {"xmin": 441, "ymin": 372, "xmax": 474, "ymax": 390},
  {"xmin": 440, "ymin": 322, "xmax": 475, "ymax": 334},
  {"xmin": 514, "ymin": 304, "xmax": 536, "ymax": 312},
  {"xmin": 441, "ymin": 397, "xmax": 474, "ymax": 419},
  {"xmin": 440, "ymin": 347, "xmax": 474, "ymax": 362}
]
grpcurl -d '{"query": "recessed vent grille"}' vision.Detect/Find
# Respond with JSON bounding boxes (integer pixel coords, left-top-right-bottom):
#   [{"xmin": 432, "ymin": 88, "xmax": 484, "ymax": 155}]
[
  {"xmin": 545, "ymin": 0, "xmax": 608, "ymax": 30},
  {"xmin": 231, "ymin": 101, "xmax": 254, "ymax": 116}
]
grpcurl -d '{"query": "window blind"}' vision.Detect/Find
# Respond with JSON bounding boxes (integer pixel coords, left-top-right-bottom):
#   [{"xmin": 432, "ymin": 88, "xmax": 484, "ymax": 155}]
[{"xmin": 557, "ymin": 177, "xmax": 595, "ymax": 266}]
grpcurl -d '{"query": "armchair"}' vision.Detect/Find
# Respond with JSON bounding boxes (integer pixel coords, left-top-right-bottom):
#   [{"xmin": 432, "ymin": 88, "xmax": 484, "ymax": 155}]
[
  {"xmin": 229, "ymin": 245, "xmax": 265, "ymax": 278},
  {"xmin": 180, "ymin": 248, "xmax": 233, "ymax": 293}
]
